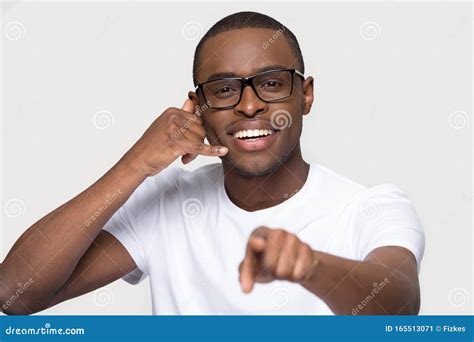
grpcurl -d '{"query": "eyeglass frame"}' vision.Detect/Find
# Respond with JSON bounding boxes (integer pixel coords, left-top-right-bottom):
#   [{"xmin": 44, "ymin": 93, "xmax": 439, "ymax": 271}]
[{"xmin": 194, "ymin": 68, "xmax": 305, "ymax": 110}]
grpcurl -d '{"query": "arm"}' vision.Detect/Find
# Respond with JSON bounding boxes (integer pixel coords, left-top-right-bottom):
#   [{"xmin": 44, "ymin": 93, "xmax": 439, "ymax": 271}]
[
  {"xmin": 302, "ymin": 245, "xmax": 420, "ymax": 315},
  {"xmin": 0, "ymin": 231, "xmax": 136, "ymax": 314},
  {"xmin": 46, "ymin": 231, "xmax": 136, "ymax": 308},
  {"xmin": 0, "ymin": 100, "xmax": 227, "ymax": 315},
  {"xmin": 0, "ymin": 158, "xmax": 146, "ymax": 315},
  {"xmin": 239, "ymin": 227, "xmax": 420, "ymax": 315}
]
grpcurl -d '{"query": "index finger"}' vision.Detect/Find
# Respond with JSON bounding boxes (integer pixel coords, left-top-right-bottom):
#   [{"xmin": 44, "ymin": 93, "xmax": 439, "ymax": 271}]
[
  {"xmin": 240, "ymin": 229, "xmax": 268, "ymax": 293},
  {"xmin": 188, "ymin": 142, "xmax": 228, "ymax": 157}
]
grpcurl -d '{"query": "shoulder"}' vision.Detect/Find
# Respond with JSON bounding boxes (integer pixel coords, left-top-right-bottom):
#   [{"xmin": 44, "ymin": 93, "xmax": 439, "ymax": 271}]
[
  {"xmin": 312, "ymin": 164, "xmax": 414, "ymax": 213},
  {"xmin": 314, "ymin": 164, "xmax": 367, "ymax": 194},
  {"xmin": 309, "ymin": 164, "xmax": 367, "ymax": 212},
  {"xmin": 349, "ymin": 183, "xmax": 415, "ymax": 218}
]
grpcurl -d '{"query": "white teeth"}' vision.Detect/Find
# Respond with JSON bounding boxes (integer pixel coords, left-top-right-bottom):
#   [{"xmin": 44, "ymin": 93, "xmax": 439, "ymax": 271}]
[{"xmin": 233, "ymin": 129, "xmax": 274, "ymax": 139}]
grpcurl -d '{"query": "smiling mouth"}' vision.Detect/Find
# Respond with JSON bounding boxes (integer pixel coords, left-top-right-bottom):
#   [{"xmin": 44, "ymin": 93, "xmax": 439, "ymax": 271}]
[{"xmin": 232, "ymin": 129, "xmax": 276, "ymax": 140}]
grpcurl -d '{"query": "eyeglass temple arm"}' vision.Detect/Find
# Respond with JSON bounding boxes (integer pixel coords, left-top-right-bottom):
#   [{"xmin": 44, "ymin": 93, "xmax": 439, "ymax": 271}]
[{"xmin": 294, "ymin": 69, "xmax": 305, "ymax": 78}]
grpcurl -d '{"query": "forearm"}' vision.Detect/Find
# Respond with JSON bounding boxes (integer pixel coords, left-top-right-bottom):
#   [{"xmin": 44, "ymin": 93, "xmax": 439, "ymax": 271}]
[
  {"xmin": 300, "ymin": 251, "xmax": 420, "ymax": 315},
  {"xmin": 0, "ymin": 154, "xmax": 147, "ymax": 311}
]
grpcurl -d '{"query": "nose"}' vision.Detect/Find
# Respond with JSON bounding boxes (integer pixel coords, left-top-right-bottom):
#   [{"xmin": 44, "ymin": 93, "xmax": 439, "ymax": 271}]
[{"xmin": 234, "ymin": 84, "xmax": 267, "ymax": 118}]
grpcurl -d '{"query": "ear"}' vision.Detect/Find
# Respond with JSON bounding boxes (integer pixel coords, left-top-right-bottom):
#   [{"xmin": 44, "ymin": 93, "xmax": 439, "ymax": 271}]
[
  {"xmin": 302, "ymin": 76, "xmax": 314, "ymax": 116},
  {"xmin": 188, "ymin": 91, "xmax": 201, "ymax": 115}
]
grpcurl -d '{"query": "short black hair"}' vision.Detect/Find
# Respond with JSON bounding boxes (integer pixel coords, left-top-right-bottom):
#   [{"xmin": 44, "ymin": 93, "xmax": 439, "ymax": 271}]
[{"xmin": 192, "ymin": 11, "xmax": 305, "ymax": 86}]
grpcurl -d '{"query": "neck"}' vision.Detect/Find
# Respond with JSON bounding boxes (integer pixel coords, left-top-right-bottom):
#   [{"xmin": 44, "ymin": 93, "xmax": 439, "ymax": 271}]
[{"xmin": 223, "ymin": 146, "xmax": 310, "ymax": 212}]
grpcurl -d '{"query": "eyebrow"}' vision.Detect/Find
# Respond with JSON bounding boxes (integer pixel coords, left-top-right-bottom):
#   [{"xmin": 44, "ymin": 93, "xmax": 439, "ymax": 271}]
[{"xmin": 204, "ymin": 64, "xmax": 290, "ymax": 83}]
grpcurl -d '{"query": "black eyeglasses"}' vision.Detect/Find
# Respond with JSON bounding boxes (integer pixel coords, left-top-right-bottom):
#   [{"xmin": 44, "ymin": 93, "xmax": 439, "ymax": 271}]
[{"xmin": 195, "ymin": 68, "xmax": 305, "ymax": 110}]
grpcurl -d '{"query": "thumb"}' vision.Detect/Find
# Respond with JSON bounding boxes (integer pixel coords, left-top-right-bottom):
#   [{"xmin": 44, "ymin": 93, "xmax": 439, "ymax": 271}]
[{"xmin": 181, "ymin": 99, "xmax": 194, "ymax": 113}]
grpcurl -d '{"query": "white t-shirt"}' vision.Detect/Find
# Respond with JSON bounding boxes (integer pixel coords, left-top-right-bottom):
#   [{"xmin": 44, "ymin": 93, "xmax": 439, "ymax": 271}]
[{"xmin": 103, "ymin": 163, "xmax": 425, "ymax": 315}]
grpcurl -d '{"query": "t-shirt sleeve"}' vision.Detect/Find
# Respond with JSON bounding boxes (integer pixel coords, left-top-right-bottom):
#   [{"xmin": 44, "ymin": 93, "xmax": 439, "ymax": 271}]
[
  {"xmin": 102, "ymin": 165, "xmax": 180, "ymax": 284},
  {"xmin": 351, "ymin": 184, "xmax": 426, "ymax": 272}
]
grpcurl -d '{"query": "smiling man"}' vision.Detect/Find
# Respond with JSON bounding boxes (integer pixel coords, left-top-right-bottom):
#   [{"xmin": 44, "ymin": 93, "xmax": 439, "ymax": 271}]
[{"xmin": 0, "ymin": 11, "xmax": 425, "ymax": 315}]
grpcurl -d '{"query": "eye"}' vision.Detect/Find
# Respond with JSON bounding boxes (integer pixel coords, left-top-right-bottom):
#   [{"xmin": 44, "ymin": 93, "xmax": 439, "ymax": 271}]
[
  {"xmin": 261, "ymin": 80, "xmax": 281, "ymax": 88},
  {"xmin": 217, "ymin": 86, "xmax": 232, "ymax": 93},
  {"xmin": 213, "ymin": 86, "xmax": 238, "ymax": 95}
]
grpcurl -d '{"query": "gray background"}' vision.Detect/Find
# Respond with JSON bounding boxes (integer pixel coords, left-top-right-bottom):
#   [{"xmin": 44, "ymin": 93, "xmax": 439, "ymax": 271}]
[{"xmin": 1, "ymin": 1, "xmax": 472, "ymax": 315}]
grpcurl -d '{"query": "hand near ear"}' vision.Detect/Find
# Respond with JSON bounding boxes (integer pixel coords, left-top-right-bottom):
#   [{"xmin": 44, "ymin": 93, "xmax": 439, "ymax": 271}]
[{"xmin": 125, "ymin": 99, "xmax": 227, "ymax": 177}]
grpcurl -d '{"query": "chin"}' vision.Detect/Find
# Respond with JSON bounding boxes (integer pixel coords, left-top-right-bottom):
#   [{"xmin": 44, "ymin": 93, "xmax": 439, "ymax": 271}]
[{"xmin": 222, "ymin": 155, "xmax": 282, "ymax": 178}]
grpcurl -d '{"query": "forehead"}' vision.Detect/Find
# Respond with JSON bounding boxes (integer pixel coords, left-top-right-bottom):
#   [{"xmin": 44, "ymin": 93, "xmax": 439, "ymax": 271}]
[{"xmin": 196, "ymin": 27, "xmax": 298, "ymax": 83}]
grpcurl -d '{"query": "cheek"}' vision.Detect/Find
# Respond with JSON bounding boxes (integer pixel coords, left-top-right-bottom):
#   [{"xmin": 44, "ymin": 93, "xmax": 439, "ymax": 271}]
[
  {"xmin": 201, "ymin": 119, "xmax": 220, "ymax": 143},
  {"xmin": 282, "ymin": 124, "xmax": 302, "ymax": 146},
  {"xmin": 280, "ymin": 112, "xmax": 302, "ymax": 139},
  {"xmin": 202, "ymin": 111, "xmax": 232, "ymax": 143}
]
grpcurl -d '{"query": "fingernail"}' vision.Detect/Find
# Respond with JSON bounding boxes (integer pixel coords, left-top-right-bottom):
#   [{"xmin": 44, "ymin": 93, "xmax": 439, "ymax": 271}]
[{"xmin": 218, "ymin": 147, "xmax": 228, "ymax": 155}]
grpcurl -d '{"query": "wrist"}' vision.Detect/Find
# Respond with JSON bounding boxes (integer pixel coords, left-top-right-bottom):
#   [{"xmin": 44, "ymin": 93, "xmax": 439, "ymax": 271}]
[
  {"xmin": 298, "ymin": 250, "xmax": 321, "ymax": 287},
  {"xmin": 122, "ymin": 143, "xmax": 170, "ymax": 178},
  {"xmin": 114, "ymin": 152, "xmax": 151, "ymax": 184}
]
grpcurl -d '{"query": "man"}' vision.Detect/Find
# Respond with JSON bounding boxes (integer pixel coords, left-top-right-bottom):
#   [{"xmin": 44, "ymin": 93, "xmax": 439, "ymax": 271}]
[{"xmin": 0, "ymin": 11, "xmax": 424, "ymax": 315}]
